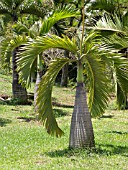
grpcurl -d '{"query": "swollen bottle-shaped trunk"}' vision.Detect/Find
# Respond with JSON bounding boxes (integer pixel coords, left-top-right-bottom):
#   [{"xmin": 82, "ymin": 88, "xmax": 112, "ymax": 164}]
[{"xmin": 69, "ymin": 61, "xmax": 95, "ymax": 148}]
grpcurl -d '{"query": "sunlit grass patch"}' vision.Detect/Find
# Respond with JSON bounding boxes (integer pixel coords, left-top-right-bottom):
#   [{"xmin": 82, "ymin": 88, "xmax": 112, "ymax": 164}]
[{"xmin": 0, "ymin": 74, "xmax": 128, "ymax": 169}]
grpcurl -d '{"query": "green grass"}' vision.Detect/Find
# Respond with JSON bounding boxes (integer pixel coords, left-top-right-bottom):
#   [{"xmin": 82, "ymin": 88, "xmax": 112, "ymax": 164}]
[{"xmin": 0, "ymin": 73, "xmax": 128, "ymax": 170}]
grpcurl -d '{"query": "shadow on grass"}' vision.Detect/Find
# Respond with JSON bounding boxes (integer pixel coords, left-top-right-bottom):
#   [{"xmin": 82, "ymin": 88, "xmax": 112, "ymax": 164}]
[
  {"xmin": 45, "ymin": 144, "xmax": 128, "ymax": 158},
  {"xmin": 53, "ymin": 108, "xmax": 69, "ymax": 117},
  {"xmin": 0, "ymin": 117, "xmax": 12, "ymax": 127},
  {"xmin": 52, "ymin": 101, "xmax": 73, "ymax": 108},
  {"xmin": 17, "ymin": 116, "xmax": 36, "ymax": 122},
  {"xmin": 0, "ymin": 98, "xmax": 32, "ymax": 106},
  {"xmin": 52, "ymin": 97, "xmax": 73, "ymax": 108},
  {"xmin": 106, "ymin": 131, "xmax": 128, "ymax": 135},
  {"xmin": 100, "ymin": 115, "xmax": 114, "ymax": 119}
]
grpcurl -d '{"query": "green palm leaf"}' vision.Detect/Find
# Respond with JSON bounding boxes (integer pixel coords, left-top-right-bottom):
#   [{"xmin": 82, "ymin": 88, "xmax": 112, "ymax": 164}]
[
  {"xmin": 0, "ymin": 35, "xmax": 28, "ymax": 67},
  {"xmin": 91, "ymin": 0, "xmax": 117, "ymax": 14},
  {"xmin": 114, "ymin": 60, "xmax": 128, "ymax": 109},
  {"xmin": 83, "ymin": 53, "xmax": 110, "ymax": 117},
  {"xmin": 92, "ymin": 15, "xmax": 126, "ymax": 35},
  {"xmin": 39, "ymin": 5, "xmax": 79, "ymax": 35},
  {"xmin": 17, "ymin": 35, "xmax": 77, "ymax": 87},
  {"xmin": 103, "ymin": 35, "xmax": 128, "ymax": 50},
  {"xmin": 20, "ymin": 1, "xmax": 46, "ymax": 18},
  {"xmin": 37, "ymin": 58, "xmax": 70, "ymax": 137}
]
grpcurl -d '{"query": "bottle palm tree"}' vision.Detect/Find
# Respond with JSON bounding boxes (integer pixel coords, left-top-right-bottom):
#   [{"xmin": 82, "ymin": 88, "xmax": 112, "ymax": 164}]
[
  {"xmin": 16, "ymin": 27, "xmax": 128, "ymax": 148},
  {"xmin": 2, "ymin": 2, "xmax": 128, "ymax": 148},
  {"xmin": 0, "ymin": 0, "xmax": 46, "ymax": 102}
]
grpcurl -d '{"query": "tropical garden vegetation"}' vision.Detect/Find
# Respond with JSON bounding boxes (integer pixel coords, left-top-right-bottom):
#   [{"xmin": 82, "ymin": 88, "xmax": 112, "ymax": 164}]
[{"xmin": 0, "ymin": 0, "xmax": 128, "ymax": 153}]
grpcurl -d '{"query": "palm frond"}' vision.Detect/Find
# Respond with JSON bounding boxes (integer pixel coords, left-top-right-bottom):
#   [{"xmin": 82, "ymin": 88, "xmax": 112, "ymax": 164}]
[
  {"xmin": 102, "ymin": 35, "xmax": 128, "ymax": 50},
  {"xmin": 20, "ymin": 1, "xmax": 46, "ymax": 18},
  {"xmin": 0, "ymin": 1, "xmax": 10, "ymax": 14},
  {"xmin": 13, "ymin": 22, "xmax": 30, "ymax": 35},
  {"xmin": 37, "ymin": 58, "xmax": 70, "ymax": 137},
  {"xmin": 93, "ymin": 15, "xmax": 126, "ymax": 35},
  {"xmin": 0, "ymin": 37, "xmax": 11, "ymax": 67},
  {"xmin": 0, "ymin": 35, "xmax": 28, "ymax": 66},
  {"xmin": 114, "ymin": 60, "xmax": 128, "ymax": 109},
  {"xmin": 83, "ymin": 54, "xmax": 110, "ymax": 117},
  {"xmin": 39, "ymin": 5, "xmax": 79, "ymax": 35},
  {"xmin": 91, "ymin": 0, "xmax": 117, "ymax": 14},
  {"xmin": 17, "ymin": 35, "xmax": 77, "ymax": 87}
]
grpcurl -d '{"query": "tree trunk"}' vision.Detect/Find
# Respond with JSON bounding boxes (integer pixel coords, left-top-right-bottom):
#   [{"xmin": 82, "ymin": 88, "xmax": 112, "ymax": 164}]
[
  {"xmin": 34, "ymin": 54, "xmax": 43, "ymax": 111},
  {"xmin": 12, "ymin": 48, "xmax": 27, "ymax": 102},
  {"xmin": 69, "ymin": 61, "xmax": 95, "ymax": 148},
  {"xmin": 69, "ymin": 82, "xmax": 95, "ymax": 148},
  {"xmin": 60, "ymin": 50, "xmax": 69, "ymax": 87},
  {"xmin": 34, "ymin": 71, "xmax": 42, "ymax": 111}
]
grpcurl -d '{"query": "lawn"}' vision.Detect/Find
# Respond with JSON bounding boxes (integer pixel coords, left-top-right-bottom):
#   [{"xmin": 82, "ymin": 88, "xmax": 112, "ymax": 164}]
[{"xmin": 0, "ymin": 73, "xmax": 128, "ymax": 170}]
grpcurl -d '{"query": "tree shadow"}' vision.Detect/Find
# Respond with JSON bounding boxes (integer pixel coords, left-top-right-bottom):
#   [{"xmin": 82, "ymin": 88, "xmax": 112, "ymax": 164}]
[
  {"xmin": 45, "ymin": 144, "xmax": 128, "ymax": 158},
  {"xmin": 97, "ymin": 144, "xmax": 128, "ymax": 157},
  {"xmin": 106, "ymin": 131, "xmax": 128, "ymax": 135},
  {"xmin": 52, "ymin": 97, "xmax": 73, "ymax": 108},
  {"xmin": 99, "ymin": 115, "xmax": 114, "ymax": 119},
  {"xmin": 53, "ymin": 108, "xmax": 69, "ymax": 117},
  {"xmin": 0, "ymin": 117, "xmax": 12, "ymax": 127},
  {"xmin": 17, "ymin": 116, "xmax": 36, "ymax": 122},
  {"xmin": 52, "ymin": 101, "xmax": 73, "ymax": 108},
  {"xmin": 0, "ymin": 98, "xmax": 32, "ymax": 106}
]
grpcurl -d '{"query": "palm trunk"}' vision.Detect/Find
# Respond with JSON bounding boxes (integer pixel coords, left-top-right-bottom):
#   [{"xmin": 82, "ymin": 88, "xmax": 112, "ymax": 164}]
[
  {"xmin": 12, "ymin": 15, "xmax": 27, "ymax": 103},
  {"xmin": 34, "ymin": 71, "xmax": 42, "ymax": 110},
  {"xmin": 12, "ymin": 48, "xmax": 27, "ymax": 102},
  {"xmin": 34, "ymin": 54, "xmax": 43, "ymax": 111},
  {"xmin": 60, "ymin": 51, "xmax": 69, "ymax": 87},
  {"xmin": 69, "ymin": 61, "xmax": 95, "ymax": 148}
]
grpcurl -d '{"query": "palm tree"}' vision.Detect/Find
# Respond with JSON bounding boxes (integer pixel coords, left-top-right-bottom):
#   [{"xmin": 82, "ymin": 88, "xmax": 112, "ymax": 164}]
[
  {"xmin": 0, "ymin": 0, "xmax": 46, "ymax": 102},
  {"xmin": 90, "ymin": 0, "xmax": 128, "ymax": 109},
  {"xmin": 0, "ymin": 6, "xmax": 78, "ymax": 107},
  {"xmin": 17, "ymin": 23, "xmax": 128, "ymax": 149}
]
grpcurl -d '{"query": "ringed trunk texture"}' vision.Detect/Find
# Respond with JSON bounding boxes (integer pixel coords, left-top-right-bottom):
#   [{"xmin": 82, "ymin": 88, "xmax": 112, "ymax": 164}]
[
  {"xmin": 12, "ymin": 48, "xmax": 27, "ymax": 102},
  {"xmin": 69, "ymin": 82, "xmax": 95, "ymax": 148}
]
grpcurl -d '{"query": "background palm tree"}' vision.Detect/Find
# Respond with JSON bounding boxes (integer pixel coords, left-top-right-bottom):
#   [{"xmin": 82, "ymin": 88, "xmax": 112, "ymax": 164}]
[
  {"xmin": 0, "ymin": 0, "xmax": 46, "ymax": 102},
  {"xmin": 0, "ymin": 6, "xmax": 78, "ymax": 108},
  {"xmin": 90, "ymin": 0, "xmax": 128, "ymax": 109}
]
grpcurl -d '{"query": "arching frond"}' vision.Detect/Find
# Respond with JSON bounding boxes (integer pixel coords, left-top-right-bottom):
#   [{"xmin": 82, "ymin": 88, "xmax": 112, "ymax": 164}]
[
  {"xmin": 13, "ymin": 23, "xmax": 29, "ymax": 34},
  {"xmin": 83, "ymin": 54, "xmax": 110, "ymax": 118},
  {"xmin": 39, "ymin": 5, "xmax": 79, "ymax": 35},
  {"xmin": 0, "ymin": 35, "xmax": 28, "ymax": 66},
  {"xmin": 103, "ymin": 35, "xmax": 128, "ymax": 50},
  {"xmin": 17, "ymin": 35, "xmax": 77, "ymax": 87},
  {"xmin": 0, "ymin": 37, "xmax": 11, "ymax": 67},
  {"xmin": 91, "ymin": 0, "xmax": 117, "ymax": 14},
  {"xmin": 20, "ymin": 1, "xmax": 46, "ymax": 18},
  {"xmin": 114, "ymin": 59, "xmax": 128, "ymax": 109},
  {"xmin": 37, "ymin": 58, "xmax": 71, "ymax": 137},
  {"xmin": 93, "ymin": 15, "xmax": 126, "ymax": 35}
]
